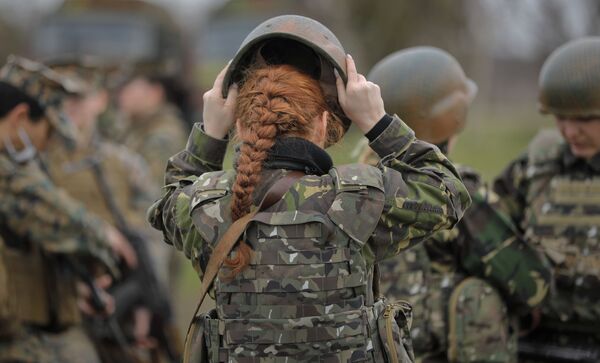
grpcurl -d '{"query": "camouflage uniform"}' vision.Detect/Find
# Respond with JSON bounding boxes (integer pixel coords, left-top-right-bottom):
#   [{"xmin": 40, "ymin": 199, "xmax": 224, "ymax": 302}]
[
  {"xmin": 494, "ymin": 37, "xmax": 600, "ymax": 361},
  {"xmin": 494, "ymin": 130, "xmax": 600, "ymax": 354},
  {"xmin": 120, "ymin": 105, "xmax": 187, "ymax": 187},
  {"xmin": 45, "ymin": 136, "xmax": 154, "ymax": 229},
  {"xmin": 0, "ymin": 56, "xmax": 117, "ymax": 363},
  {"xmin": 148, "ymin": 115, "xmax": 471, "ymax": 362},
  {"xmin": 366, "ymin": 47, "xmax": 551, "ymax": 363},
  {"xmin": 378, "ymin": 164, "xmax": 550, "ymax": 363}
]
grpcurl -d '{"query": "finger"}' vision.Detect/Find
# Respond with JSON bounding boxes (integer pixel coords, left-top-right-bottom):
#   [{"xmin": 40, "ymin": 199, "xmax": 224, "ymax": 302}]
[
  {"xmin": 101, "ymin": 292, "xmax": 115, "ymax": 315},
  {"xmin": 95, "ymin": 274, "xmax": 113, "ymax": 290},
  {"xmin": 224, "ymin": 83, "xmax": 239, "ymax": 107},
  {"xmin": 346, "ymin": 54, "xmax": 358, "ymax": 83},
  {"xmin": 335, "ymin": 70, "xmax": 346, "ymax": 104},
  {"xmin": 78, "ymin": 299, "xmax": 96, "ymax": 316},
  {"xmin": 76, "ymin": 281, "xmax": 91, "ymax": 298},
  {"xmin": 357, "ymin": 74, "xmax": 367, "ymax": 84},
  {"xmin": 213, "ymin": 61, "xmax": 231, "ymax": 94},
  {"xmin": 118, "ymin": 241, "xmax": 138, "ymax": 268}
]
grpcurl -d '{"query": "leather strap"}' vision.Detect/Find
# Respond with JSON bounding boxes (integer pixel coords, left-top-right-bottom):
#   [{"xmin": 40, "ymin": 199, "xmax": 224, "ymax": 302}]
[{"xmin": 186, "ymin": 170, "xmax": 304, "ymax": 332}]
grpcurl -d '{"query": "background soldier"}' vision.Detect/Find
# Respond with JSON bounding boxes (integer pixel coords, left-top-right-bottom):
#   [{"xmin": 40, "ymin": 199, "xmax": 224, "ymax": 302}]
[
  {"xmin": 362, "ymin": 47, "xmax": 551, "ymax": 363},
  {"xmin": 494, "ymin": 37, "xmax": 600, "ymax": 362},
  {"xmin": 116, "ymin": 71, "xmax": 188, "ymax": 187},
  {"xmin": 44, "ymin": 57, "xmax": 181, "ymax": 363},
  {"xmin": 116, "ymin": 69, "xmax": 189, "ymax": 296},
  {"xmin": 0, "ymin": 56, "xmax": 135, "ymax": 363}
]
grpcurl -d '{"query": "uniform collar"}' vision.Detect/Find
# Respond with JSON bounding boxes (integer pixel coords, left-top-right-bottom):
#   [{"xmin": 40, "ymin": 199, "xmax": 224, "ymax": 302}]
[
  {"xmin": 264, "ymin": 137, "xmax": 333, "ymax": 175},
  {"xmin": 561, "ymin": 145, "xmax": 600, "ymax": 173},
  {"xmin": 224, "ymin": 136, "xmax": 329, "ymax": 177}
]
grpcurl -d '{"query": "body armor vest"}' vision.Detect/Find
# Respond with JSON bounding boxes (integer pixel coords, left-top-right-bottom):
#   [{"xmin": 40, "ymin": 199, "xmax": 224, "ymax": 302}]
[
  {"xmin": 190, "ymin": 166, "xmax": 412, "ymax": 363},
  {"xmin": 0, "ymin": 233, "xmax": 80, "ymax": 335},
  {"xmin": 525, "ymin": 134, "xmax": 600, "ymax": 326}
]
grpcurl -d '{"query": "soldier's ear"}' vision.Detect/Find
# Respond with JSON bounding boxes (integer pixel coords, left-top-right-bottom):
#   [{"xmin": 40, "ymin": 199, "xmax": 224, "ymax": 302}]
[{"xmin": 8, "ymin": 103, "xmax": 31, "ymax": 127}]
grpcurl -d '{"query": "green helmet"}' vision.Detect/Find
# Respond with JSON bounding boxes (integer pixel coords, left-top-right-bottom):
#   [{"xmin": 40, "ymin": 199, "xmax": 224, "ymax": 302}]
[
  {"xmin": 368, "ymin": 47, "xmax": 477, "ymax": 144},
  {"xmin": 223, "ymin": 14, "xmax": 351, "ymax": 132},
  {"xmin": 538, "ymin": 37, "xmax": 600, "ymax": 118}
]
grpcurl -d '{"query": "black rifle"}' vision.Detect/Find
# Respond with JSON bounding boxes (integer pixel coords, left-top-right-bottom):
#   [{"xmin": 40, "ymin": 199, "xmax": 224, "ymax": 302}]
[
  {"xmin": 519, "ymin": 338, "xmax": 600, "ymax": 363},
  {"xmin": 90, "ymin": 162, "xmax": 181, "ymax": 362}
]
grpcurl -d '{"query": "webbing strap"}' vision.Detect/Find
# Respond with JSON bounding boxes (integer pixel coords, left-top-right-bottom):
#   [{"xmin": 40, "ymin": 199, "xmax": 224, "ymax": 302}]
[{"xmin": 185, "ymin": 171, "xmax": 304, "ymax": 340}]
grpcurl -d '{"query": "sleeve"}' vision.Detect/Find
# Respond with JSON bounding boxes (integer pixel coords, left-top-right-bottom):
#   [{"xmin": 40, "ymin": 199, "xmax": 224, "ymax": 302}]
[
  {"xmin": 457, "ymin": 187, "xmax": 551, "ymax": 314},
  {"xmin": 147, "ymin": 123, "xmax": 229, "ymax": 272},
  {"xmin": 492, "ymin": 153, "xmax": 529, "ymax": 231},
  {"xmin": 367, "ymin": 116, "xmax": 472, "ymax": 262},
  {"xmin": 0, "ymin": 161, "xmax": 117, "ymax": 272}
]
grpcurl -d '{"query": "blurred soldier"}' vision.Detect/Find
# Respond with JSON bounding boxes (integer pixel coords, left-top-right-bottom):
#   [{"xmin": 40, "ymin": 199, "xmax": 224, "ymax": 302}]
[
  {"xmin": 494, "ymin": 37, "xmax": 600, "ymax": 362},
  {"xmin": 117, "ymin": 72, "xmax": 188, "ymax": 186},
  {"xmin": 117, "ymin": 70, "xmax": 188, "ymax": 297},
  {"xmin": 362, "ymin": 47, "xmax": 551, "ymax": 363},
  {"xmin": 0, "ymin": 56, "xmax": 136, "ymax": 363},
  {"xmin": 44, "ymin": 57, "xmax": 181, "ymax": 363}
]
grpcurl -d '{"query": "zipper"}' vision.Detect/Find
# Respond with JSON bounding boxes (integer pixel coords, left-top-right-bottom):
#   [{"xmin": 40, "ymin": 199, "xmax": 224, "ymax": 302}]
[{"xmin": 383, "ymin": 304, "xmax": 400, "ymax": 363}]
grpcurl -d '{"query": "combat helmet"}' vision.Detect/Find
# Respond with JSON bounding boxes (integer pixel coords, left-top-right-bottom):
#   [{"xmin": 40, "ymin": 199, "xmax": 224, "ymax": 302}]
[
  {"xmin": 368, "ymin": 47, "xmax": 477, "ymax": 144},
  {"xmin": 538, "ymin": 37, "xmax": 600, "ymax": 118},
  {"xmin": 223, "ymin": 15, "xmax": 351, "ymax": 132}
]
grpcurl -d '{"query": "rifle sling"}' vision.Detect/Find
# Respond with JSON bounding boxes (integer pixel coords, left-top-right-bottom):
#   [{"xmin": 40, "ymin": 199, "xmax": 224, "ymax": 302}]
[{"xmin": 187, "ymin": 170, "xmax": 304, "ymax": 329}]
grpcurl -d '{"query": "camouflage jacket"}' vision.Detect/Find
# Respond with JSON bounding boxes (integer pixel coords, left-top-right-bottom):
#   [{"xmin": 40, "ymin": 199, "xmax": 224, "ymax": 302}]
[
  {"xmin": 494, "ymin": 129, "xmax": 600, "ymax": 326},
  {"xmin": 45, "ymin": 134, "xmax": 155, "ymax": 229},
  {"xmin": 149, "ymin": 115, "xmax": 470, "ymax": 281},
  {"xmin": 0, "ymin": 153, "xmax": 115, "ymax": 271},
  {"xmin": 381, "ymin": 164, "xmax": 550, "ymax": 312},
  {"xmin": 121, "ymin": 105, "xmax": 188, "ymax": 188}
]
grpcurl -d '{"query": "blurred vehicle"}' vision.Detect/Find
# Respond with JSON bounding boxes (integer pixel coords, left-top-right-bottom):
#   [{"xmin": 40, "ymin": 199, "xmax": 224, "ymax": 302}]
[{"xmin": 30, "ymin": 0, "xmax": 189, "ymax": 79}]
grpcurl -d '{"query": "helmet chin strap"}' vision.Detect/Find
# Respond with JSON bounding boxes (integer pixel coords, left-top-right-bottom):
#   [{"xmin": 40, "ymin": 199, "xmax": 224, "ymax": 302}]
[{"xmin": 3, "ymin": 127, "xmax": 37, "ymax": 163}]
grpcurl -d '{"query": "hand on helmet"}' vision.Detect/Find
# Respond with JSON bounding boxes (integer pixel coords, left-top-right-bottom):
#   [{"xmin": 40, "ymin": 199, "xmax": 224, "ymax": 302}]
[
  {"xmin": 203, "ymin": 62, "xmax": 239, "ymax": 139},
  {"xmin": 336, "ymin": 54, "xmax": 386, "ymax": 134}
]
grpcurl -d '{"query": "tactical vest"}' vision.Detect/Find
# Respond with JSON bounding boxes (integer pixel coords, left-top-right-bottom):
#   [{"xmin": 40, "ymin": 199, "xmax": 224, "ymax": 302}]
[
  {"xmin": 0, "ymin": 232, "xmax": 80, "ymax": 336},
  {"xmin": 45, "ymin": 140, "xmax": 140, "ymax": 227},
  {"xmin": 524, "ymin": 130, "xmax": 600, "ymax": 326},
  {"xmin": 190, "ymin": 166, "xmax": 413, "ymax": 363}
]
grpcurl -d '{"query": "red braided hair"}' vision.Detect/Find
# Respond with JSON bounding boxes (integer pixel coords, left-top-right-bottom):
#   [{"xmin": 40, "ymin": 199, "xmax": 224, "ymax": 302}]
[{"xmin": 224, "ymin": 64, "xmax": 344, "ymax": 276}]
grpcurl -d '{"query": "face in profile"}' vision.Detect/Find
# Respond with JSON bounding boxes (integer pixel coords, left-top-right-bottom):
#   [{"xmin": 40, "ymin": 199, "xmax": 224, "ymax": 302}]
[
  {"xmin": 555, "ymin": 117, "xmax": 600, "ymax": 159},
  {"xmin": 62, "ymin": 91, "xmax": 108, "ymax": 132},
  {"xmin": 118, "ymin": 77, "xmax": 163, "ymax": 119}
]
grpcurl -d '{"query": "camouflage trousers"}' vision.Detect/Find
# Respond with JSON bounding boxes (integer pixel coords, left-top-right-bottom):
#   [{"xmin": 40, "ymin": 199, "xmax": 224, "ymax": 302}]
[
  {"xmin": 414, "ymin": 277, "xmax": 518, "ymax": 363},
  {"xmin": 0, "ymin": 325, "xmax": 101, "ymax": 363}
]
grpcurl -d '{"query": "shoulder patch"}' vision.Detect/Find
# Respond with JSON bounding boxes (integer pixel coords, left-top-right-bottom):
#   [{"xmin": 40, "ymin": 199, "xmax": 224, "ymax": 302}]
[
  {"xmin": 328, "ymin": 163, "xmax": 385, "ymax": 245},
  {"xmin": 330, "ymin": 164, "xmax": 384, "ymax": 192}
]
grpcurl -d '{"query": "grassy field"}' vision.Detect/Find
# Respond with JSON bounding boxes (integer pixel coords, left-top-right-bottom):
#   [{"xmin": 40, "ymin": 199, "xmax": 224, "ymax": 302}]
[{"xmin": 171, "ymin": 103, "xmax": 554, "ymax": 333}]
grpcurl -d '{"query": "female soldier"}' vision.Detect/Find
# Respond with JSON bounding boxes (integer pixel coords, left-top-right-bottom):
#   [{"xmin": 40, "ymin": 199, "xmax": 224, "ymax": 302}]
[{"xmin": 149, "ymin": 15, "xmax": 470, "ymax": 363}]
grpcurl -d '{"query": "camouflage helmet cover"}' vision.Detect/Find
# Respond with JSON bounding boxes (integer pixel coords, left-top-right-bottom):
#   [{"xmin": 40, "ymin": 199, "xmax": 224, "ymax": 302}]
[
  {"xmin": 223, "ymin": 15, "xmax": 351, "ymax": 131},
  {"xmin": 0, "ymin": 55, "xmax": 87, "ymax": 143},
  {"xmin": 45, "ymin": 54, "xmax": 110, "ymax": 91},
  {"xmin": 368, "ymin": 47, "xmax": 477, "ymax": 144},
  {"xmin": 538, "ymin": 37, "xmax": 600, "ymax": 118}
]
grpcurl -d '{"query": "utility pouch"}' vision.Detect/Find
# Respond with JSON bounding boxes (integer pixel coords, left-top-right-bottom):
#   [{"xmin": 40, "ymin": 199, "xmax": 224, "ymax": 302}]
[
  {"xmin": 375, "ymin": 299, "xmax": 415, "ymax": 363},
  {"xmin": 184, "ymin": 309, "xmax": 218, "ymax": 363},
  {"xmin": 0, "ymin": 241, "xmax": 19, "ymax": 339}
]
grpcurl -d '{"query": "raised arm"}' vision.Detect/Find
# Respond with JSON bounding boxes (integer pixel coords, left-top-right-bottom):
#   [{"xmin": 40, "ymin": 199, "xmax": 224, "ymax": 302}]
[{"xmin": 364, "ymin": 116, "xmax": 470, "ymax": 262}]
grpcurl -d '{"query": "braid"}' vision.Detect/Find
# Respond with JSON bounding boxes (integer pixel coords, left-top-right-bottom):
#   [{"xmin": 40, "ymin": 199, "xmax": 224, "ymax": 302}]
[{"xmin": 224, "ymin": 64, "xmax": 346, "ymax": 276}]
